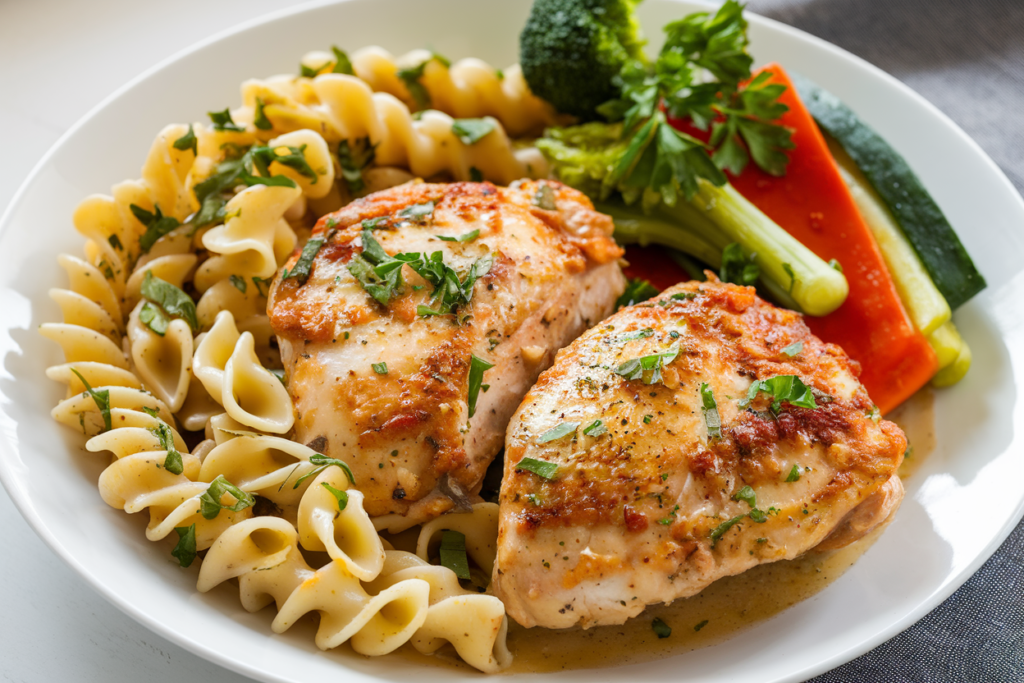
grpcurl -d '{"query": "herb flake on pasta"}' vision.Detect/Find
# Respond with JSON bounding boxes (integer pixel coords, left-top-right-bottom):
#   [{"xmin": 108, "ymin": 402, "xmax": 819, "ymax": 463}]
[
  {"xmin": 171, "ymin": 524, "xmax": 197, "ymax": 568},
  {"xmin": 131, "ymin": 203, "xmax": 181, "ymax": 254},
  {"xmin": 439, "ymin": 529, "xmax": 472, "ymax": 580},
  {"xmin": 199, "ymin": 475, "xmax": 256, "ymax": 519},
  {"xmin": 451, "ymin": 117, "xmax": 497, "ymax": 145},
  {"xmin": 140, "ymin": 271, "xmax": 199, "ymax": 333},
  {"xmin": 337, "ymin": 137, "xmax": 376, "ymax": 194},
  {"xmin": 69, "ymin": 368, "xmax": 111, "ymax": 433}
]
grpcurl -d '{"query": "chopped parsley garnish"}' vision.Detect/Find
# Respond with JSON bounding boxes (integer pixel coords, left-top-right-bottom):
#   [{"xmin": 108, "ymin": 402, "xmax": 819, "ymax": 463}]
[
  {"xmin": 671, "ymin": 292, "xmax": 696, "ymax": 301},
  {"xmin": 613, "ymin": 327, "xmax": 654, "ymax": 343},
  {"xmin": 748, "ymin": 508, "xmax": 768, "ymax": 523},
  {"xmin": 331, "ymin": 46, "xmax": 354, "ymax": 74},
  {"xmin": 253, "ymin": 97, "xmax": 273, "ymax": 130},
  {"xmin": 229, "ymin": 274, "xmax": 247, "ymax": 293},
  {"xmin": 652, "ymin": 618, "xmax": 672, "ymax": 639},
  {"xmin": 107, "ymin": 234, "xmax": 123, "ymax": 251},
  {"xmin": 372, "ymin": 362, "xmax": 388, "ymax": 375},
  {"xmin": 658, "ymin": 505, "xmax": 680, "ymax": 525},
  {"xmin": 69, "ymin": 368, "xmax": 111, "ymax": 432},
  {"xmin": 740, "ymin": 375, "xmax": 818, "ymax": 413},
  {"xmin": 451, "ymin": 117, "xmax": 497, "ymax": 145},
  {"xmin": 199, "ymin": 475, "xmax": 255, "ymax": 519},
  {"xmin": 469, "ymin": 166, "xmax": 484, "ymax": 182},
  {"xmin": 709, "ymin": 515, "xmax": 745, "ymax": 547},
  {"xmin": 434, "ymin": 229, "xmax": 479, "ymax": 242},
  {"xmin": 148, "ymin": 416, "xmax": 182, "ymax": 475},
  {"xmin": 867, "ymin": 405, "xmax": 881, "ymax": 423},
  {"xmin": 781, "ymin": 341, "xmax": 803, "ymax": 357},
  {"xmin": 398, "ymin": 201, "xmax": 435, "ymax": 223},
  {"xmin": 699, "ymin": 382, "xmax": 722, "ymax": 439},
  {"xmin": 785, "ymin": 464, "xmax": 801, "ymax": 482},
  {"xmin": 532, "ymin": 182, "xmax": 557, "ymax": 210},
  {"xmin": 300, "ymin": 62, "xmax": 323, "ymax": 78},
  {"xmin": 251, "ymin": 276, "xmax": 271, "ymax": 298},
  {"xmin": 396, "ymin": 55, "xmax": 448, "ymax": 109},
  {"xmin": 171, "ymin": 524, "xmax": 197, "ymax": 567},
  {"xmin": 643, "ymin": 414, "xmax": 653, "ymax": 424},
  {"xmin": 140, "ymin": 271, "xmax": 199, "ymax": 333},
  {"xmin": 139, "ymin": 302, "xmax": 169, "ymax": 336},
  {"xmin": 346, "ymin": 230, "xmax": 409, "ymax": 305},
  {"xmin": 131, "ymin": 203, "xmax": 181, "ymax": 254},
  {"xmin": 190, "ymin": 144, "xmax": 304, "ymax": 227},
  {"xmin": 614, "ymin": 342, "xmax": 681, "ymax": 385},
  {"xmin": 583, "ymin": 419, "xmax": 607, "ymax": 437},
  {"xmin": 285, "ymin": 237, "xmax": 324, "ymax": 284},
  {"xmin": 439, "ymin": 529, "xmax": 471, "ymax": 580},
  {"xmin": 828, "ymin": 258, "xmax": 844, "ymax": 273},
  {"xmin": 720, "ymin": 242, "xmax": 759, "ymax": 286},
  {"xmin": 516, "ymin": 456, "xmax": 560, "ymax": 480},
  {"xmin": 251, "ymin": 144, "xmax": 317, "ymax": 184},
  {"xmin": 208, "ymin": 108, "xmax": 245, "ymax": 132},
  {"xmin": 337, "ymin": 136, "xmax": 376, "ymax": 194},
  {"xmin": 321, "ymin": 482, "xmax": 349, "ymax": 511},
  {"xmin": 538, "ymin": 422, "xmax": 579, "ymax": 443},
  {"xmin": 694, "ymin": 620, "xmax": 709, "ymax": 632},
  {"xmin": 172, "ymin": 124, "xmax": 197, "ymax": 155},
  {"xmin": 294, "ymin": 453, "xmax": 357, "ymax": 489},
  {"xmin": 732, "ymin": 485, "xmax": 756, "ymax": 508},
  {"xmin": 616, "ymin": 278, "xmax": 659, "ymax": 310},
  {"xmin": 467, "ymin": 354, "xmax": 493, "ymax": 418}
]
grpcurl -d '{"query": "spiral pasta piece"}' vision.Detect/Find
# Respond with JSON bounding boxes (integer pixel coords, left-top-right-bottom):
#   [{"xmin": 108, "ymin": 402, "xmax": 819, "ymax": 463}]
[
  {"xmin": 240, "ymin": 73, "xmax": 544, "ymax": 185},
  {"xmin": 416, "ymin": 502, "xmax": 499, "ymax": 577},
  {"xmin": 198, "ymin": 431, "xmax": 319, "ymax": 507},
  {"xmin": 300, "ymin": 47, "xmax": 556, "ymax": 137},
  {"xmin": 126, "ymin": 301, "xmax": 194, "ymax": 413}
]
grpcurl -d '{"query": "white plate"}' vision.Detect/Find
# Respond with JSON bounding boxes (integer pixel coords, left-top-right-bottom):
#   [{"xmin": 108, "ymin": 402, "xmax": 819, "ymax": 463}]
[{"xmin": 1, "ymin": 1, "xmax": 1023, "ymax": 681}]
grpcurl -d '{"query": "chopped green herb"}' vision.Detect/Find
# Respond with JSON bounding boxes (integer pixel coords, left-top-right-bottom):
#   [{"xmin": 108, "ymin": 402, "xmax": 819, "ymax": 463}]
[
  {"xmin": 131, "ymin": 203, "xmax": 181, "ymax": 254},
  {"xmin": 828, "ymin": 258, "xmax": 843, "ymax": 273},
  {"xmin": 148, "ymin": 416, "xmax": 182, "ymax": 475},
  {"xmin": 780, "ymin": 341, "xmax": 803, "ymax": 357},
  {"xmin": 532, "ymin": 182, "xmax": 557, "ymax": 210},
  {"xmin": 107, "ymin": 234, "xmax": 123, "ymax": 251},
  {"xmin": 614, "ymin": 342, "xmax": 681, "ymax": 385},
  {"xmin": 583, "ymin": 419, "xmax": 607, "ymax": 437},
  {"xmin": 694, "ymin": 619, "xmax": 709, "ymax": 632},
  {"xmin": 613, "ymin": 328, "xmax": 654, "ymax": 343},
  {"xmin": 346, "ymin": 230, "xmax": 406, "ymax": 305},
  {"xmin": 661, "ymin": 472, "xmax": 670, "ymax": 481},
  {"xmin": 300, "ymin": 62, "xmax": 324, "ymax": 78},
  {"xmin": 720, "ymin": 242, "xmax": 759, "ymax": 286},
  {"xmin": 469, "ymin": 166, "xmax": 484, "ymax": 182},
  {"xmin": 517, "ymin": 456, "xmax": 560, "ymax": 480},
  {"xmin": 331, "ymin": 46, "xmax": 354, "ymax": 75},
  {"xmin": 321, "ymin": 482, "xmax": 349, "ymax": 511},
  {"xmin": 251, "ymin": 144, "xmax": 317, "ymax": 184},
  {"xmin": 785, "ymin": 464, "xmax": 801, "ymax": 482},
  {"xmin": 208, "ymin": 108, "xmax": 244, "ymax": 132},
  {"xmin": 140, "ymin": 271, "xmax": 199, "ymax": 332},
  {"xmin": 741, "ymin": 375, "xmax": 819, "ymax": 412},
  {"xmin": 525, "ymin": 493, "xmax": 542, "ymax": 506},
  {"xmin": 285, "ymin": 237, "xmax": 324, "ymax": 284},
  {"xmin": 362, "ymin": 217, "xmax": 386, "ymax": 230},
  {"xmin": 251, "ymin": 276, "xmax": 271, "ymax": 298},
  {"xmin": 199, "ymin": 475, "xmax": 255, "ymax": 519},
  {"xmin": 229, "ymin": 274, "xmax": 247, "ymax": 293},
  {"xmin": 139, "ymin": 301, "xmax": 170, "ymax": 336},
  {"xmin": 495, "ymin": 68, "xmax": 504, "ymax": 80},
  {"xmin": 172, "ymin": 124, "xmax": 197, "ymax": 155},
  {"xmin": 434, "ymin": 229, "xmax": 480, "ymax": 242},
  {"xmin": 439, "ymin": 529, "xmax": 471, "ymax": 580},
  {"xmin": 652, "ymin": 618, "xmax": 672, "ymax": 639},
  {"xmin": 709, "ymin": 515, "xmax": 745, "ymax": 547},
  {"xmin": 538, "ymin": 422, "xmax": 579, "ymax": 443},
  {"xmin": 700, "ymin": 382, "xmax": 722, "ymax": 439},
  {"xmin": 732, "ymin": 485, "xmax": 756, "ymax": 508},
  {"xmin": 396, "ymin": 56, "xmax": 446, "ymax": 109},
  {"xmin": 467, "ymin": 354, "xmax": 494, "ymax": 418},
  {"xmin": 372, "ymin": 362, "xmax": 388, "ymax": 375},
  {"xmin": 867, "ymin": 405, "xmax": 881, "ymax": 423},
  {"xmin": 398, "ymin": 201, "xmax": 435, "ymax": 223},
  {"xmin": 171, "ymin": 524, "xmax": 197, "ymax": 568},
  {"xmin": 294, "ymin": 453, "xmax": 356, "ymax": 489},
  {"xmin": 643, "ymin": 414, "xmax": 653, "ymax": 424},
  {"xmin": 748, "ymin": 508, "xmax": 768, "ymax": 523},
  {"xmin": 451, "ymin": 117, "xmax": 497, "ymax": 145},
  {"xmin": 616, "ymin": 278, "xmax": 659, "ymax": 309},
  {"xmin": 337, "ymin": 136, "xmax": 376, "ymax": 194},
  {"xmin": 671, "ymin": 292, "xmax": 696, "ymax": 300},
  {"xmin": 253, "ymin": 97, "xmax": 273, "ymax": 130},
  {"xmin": 69, "ymin": 368, "xmax": 111, "ymax": 432}
]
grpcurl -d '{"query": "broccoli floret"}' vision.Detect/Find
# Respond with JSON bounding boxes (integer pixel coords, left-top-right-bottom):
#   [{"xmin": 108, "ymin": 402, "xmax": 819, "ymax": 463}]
[{"xmin": 519, "ymin": 0, "xmax": 646, "ymax": 120}]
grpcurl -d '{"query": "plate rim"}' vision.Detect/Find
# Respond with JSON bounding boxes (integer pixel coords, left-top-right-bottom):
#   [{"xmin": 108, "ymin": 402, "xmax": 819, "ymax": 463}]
[{"xmin": 1, "ymin": 1, "xmax": 1022, "ymax": 681}]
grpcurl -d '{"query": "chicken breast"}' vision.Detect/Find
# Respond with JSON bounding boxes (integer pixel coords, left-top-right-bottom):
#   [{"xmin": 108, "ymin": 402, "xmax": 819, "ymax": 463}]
[
  {"xmin": 493, "ymin": 278, "xmax": 906, "ymax": 629},
  {"xmin": 268, "ymin": 180, "xmax": 625, "ymax": 529}
]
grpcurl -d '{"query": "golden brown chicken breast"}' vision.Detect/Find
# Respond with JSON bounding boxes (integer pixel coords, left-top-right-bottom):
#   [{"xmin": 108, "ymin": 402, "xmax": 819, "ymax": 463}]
[
  {"xmin": 493, "ymin": 278, "xmax": 906, "ymax": 629},
  {"xmin": 268, "ymin": 180, "xmax": 625, "ymax": 529}
]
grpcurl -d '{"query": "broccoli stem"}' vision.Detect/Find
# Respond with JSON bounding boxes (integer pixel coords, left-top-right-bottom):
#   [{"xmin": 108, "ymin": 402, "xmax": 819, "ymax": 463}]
[{"xmin": 601, "ymin": 179, "xmax": 848, "ymax": 315}]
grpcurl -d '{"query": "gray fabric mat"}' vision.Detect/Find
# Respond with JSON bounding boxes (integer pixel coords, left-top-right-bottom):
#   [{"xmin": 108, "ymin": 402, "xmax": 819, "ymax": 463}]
[{"xmin": 745, "ymin": 0, "xmax": 1024, "ymax": 680}]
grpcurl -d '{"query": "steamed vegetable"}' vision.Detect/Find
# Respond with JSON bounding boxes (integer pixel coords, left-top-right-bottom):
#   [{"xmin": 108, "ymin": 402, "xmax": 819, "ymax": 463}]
[
  {"xmin": 519, "ymin": 0, "xmax": 647, "ymax": 120},
  {"xmin": 530, "ymin": 1, "xmax": 848, "ymax": 315},
  {"xmin": 716, "ymin": 64, "xmax": 937, "ymax": 413},
  {"xmin": 792, "ymin": 74, "xmax": 986, "ymax": 310}
]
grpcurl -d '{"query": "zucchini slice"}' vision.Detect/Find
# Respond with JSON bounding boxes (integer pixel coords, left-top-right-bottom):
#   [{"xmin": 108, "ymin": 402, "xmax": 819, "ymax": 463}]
[{"xmin": 792, "ymin": 74, "xmax": 986, "ymax": 310}]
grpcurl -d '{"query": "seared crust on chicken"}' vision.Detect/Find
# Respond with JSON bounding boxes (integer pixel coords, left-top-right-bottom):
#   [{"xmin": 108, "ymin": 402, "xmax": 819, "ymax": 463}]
[
  {"xmin": 268, "ymin": 180, "xmax": 625, "ymax": 529},
  {"xmin": 493, "ymin": 279, "xmax": 906, "ymax": 629}
]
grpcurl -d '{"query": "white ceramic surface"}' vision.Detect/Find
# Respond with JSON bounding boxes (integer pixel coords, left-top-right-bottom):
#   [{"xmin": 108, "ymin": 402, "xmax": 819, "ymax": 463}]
[{"xmin": 1, "ymin": 1, "xmax": 1022, "ymax": 682}]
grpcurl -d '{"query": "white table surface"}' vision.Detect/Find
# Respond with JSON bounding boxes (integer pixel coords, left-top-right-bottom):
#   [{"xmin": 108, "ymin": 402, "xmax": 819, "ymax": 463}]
[{"xmin": 1, "ymin": 1, "xmax": 1014, "ymax": 681}]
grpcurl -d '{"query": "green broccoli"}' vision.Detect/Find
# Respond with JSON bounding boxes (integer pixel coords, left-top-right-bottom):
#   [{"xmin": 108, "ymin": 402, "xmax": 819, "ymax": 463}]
[{"xmin": 519, "ymin": 0, "xmax": 646, "ymax": 120}]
